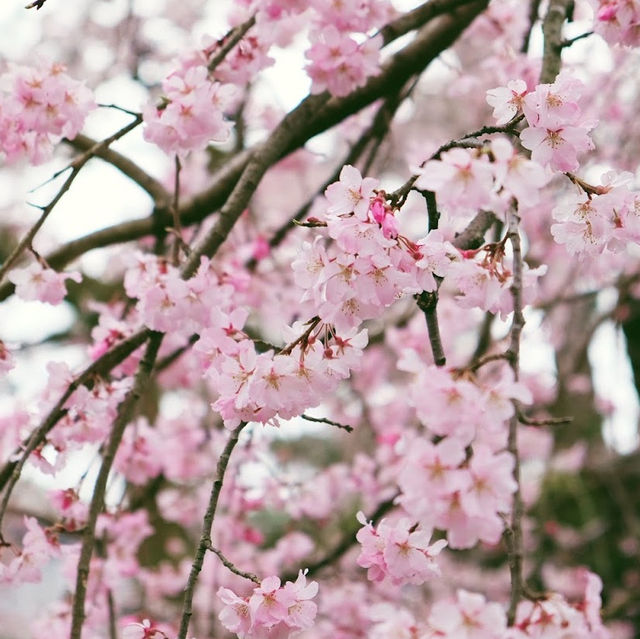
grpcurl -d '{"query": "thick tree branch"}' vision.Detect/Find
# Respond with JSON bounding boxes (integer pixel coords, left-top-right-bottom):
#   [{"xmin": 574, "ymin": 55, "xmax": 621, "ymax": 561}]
[{"xmin": 539, "ymin": 0, "xmax": 573, "ymax": 84}]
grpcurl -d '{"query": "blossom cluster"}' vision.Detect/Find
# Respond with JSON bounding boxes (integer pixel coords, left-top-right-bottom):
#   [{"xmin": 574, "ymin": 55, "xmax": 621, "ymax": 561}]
[
  {"xmin": 123, "ymin": 251, "xmax": 369, "ymax": 429},
  {"xmin": 143, "ymin": 64, "xmax": 235, "ymax": 155},
  {"xmin": 390, "ymin": 361, "xmax": 530, "ymax": 548},
  {"xmin": 487, "ymin": 73, "xmax": 595, "ymax": 172},
  {"xmin": 0, "ymin": 60, "xmax": 95, "ymax": 164},
  {"xmin": 356, "ymin": 512, "xmax": 447, "ymax": 585},
  {"xmin": 0, "ymin": 517, "xmax": 61, "ymax": 585},
  {"xmin": 9, "ymin": 261, "xmax": 82, "ymax": 305},
  {"xmin": 588, "ymin": 0, "xmax": 640, "ymax": 47},
  {"xmin": 306, "ymin": 26, "xmax": 382, "ymax": 97},
  {"xmin": 293, "ymin": 165, "xmax": 456, "ymax": 331},
  {"xmin": 397, "ymin": 437, "xmax": 517, "ymax": 549},
  {"xmin": 510, "ymin": 571, "xmax": 610, "ymax": 639},
  {"xmin": 448, "ymin": 240, "xmax": 547, "ymax": 318},
  {"xmin": 217, "ymin": 571, "xmax": 318, "ymax": 638},
  {"xmin": 551, "ymin": 170, "xmax": 640, "ymax": 256},
  {"xmin": 415, "ymin": 138, "xmax": 548, "ymax": 218}
]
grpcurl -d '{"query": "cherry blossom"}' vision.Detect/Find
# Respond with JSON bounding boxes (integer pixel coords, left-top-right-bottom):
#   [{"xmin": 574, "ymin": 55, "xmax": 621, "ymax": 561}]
[
  {"xmin": 218, "ymin": 571, "xmax": 318, "ymax": 638},
  {"xmin": 306, "ymin": 27, "xmax": 382, "ymax": 97},
  {"xmin": 8, "ymin": 262, "xmax": 82, "ymax": 305}
]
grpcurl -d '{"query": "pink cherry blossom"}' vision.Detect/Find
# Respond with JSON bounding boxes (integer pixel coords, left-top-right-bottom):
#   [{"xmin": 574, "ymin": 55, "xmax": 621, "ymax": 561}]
[
  {"xmin": 486, "ymin": 79, "xmax": 529, "ymax": 125},
  {"xmin": 306, "ymin": 27, "xmax": 382, "ymax": 97},
  {"xmin": 415, "ymin": 148, "xmax": 495, "ymax": 216},
  {"xmin": 8, "ymin": 262, "xmax": 82, "ymax": 305},
  {"xmin": 428, "ymin": 589, "xmax": 507, "ymax": 638},
  {"xmin": 325, "ymin": 164, "xmax": 379, "ymax": 219}
]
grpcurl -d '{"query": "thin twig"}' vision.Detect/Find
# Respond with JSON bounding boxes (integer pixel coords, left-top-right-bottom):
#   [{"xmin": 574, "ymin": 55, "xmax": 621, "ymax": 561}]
[
  {"xmin": 561, "ymin": 30, "xmax": 593, "ymax": 48},
  {"xmin": 70, "ymin": 332, "xmax": 163, "ymax": 639},
  {"xmin": 468, "ymin": 351, "xmax": 511, "ymax": 372},
  {"xmin": 171, "ymin": 155, "xmax": 182, "ymax": 266},
  {"xmin": 517, "ymin": 412, "xmax": 573, "ymax": 426},
  {"xmin": 278, "ymin": 317, "xmax": 321, "ymax": 357},
  {"xmin": 300, "ymin": 414, "xmax": 354, "ymax": 433},
  {"xmin": 389, "ymin": 119, "xmax": 522, "ymax": 207},
  {"xmin": 0, "ymin": 329, "xmax": 149, "ymax": 524},
  {"xmin": 505, "ymin": 206, "xmax": 526, "ymax": 625},
  {"xmin": 0, "ymin": 116, "xmax": 143, "ymax": 286},
  {"xmin": 177, "ymin": 422, "xmax": 247, "ymax": 639},
  {"xmin": 208, "ymin": 15, "xmax": 257, "ymax": 72},
  {"xmin": 208, "ymin": 544, "xmax": 261, "ymax": 584}
]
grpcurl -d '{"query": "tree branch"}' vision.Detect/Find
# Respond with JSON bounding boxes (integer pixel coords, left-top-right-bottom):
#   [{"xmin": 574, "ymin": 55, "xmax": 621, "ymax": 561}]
[
  {"xmin": 0, "ymin": 116, "xmax": 144, "ymax": 286},
  {"xmin": 505, "ymin": 207, "xmax": 526, "ymax": 625},
  {"xmin": 0, "ymin": 329, "xmax": 149, "ymax": 520},
  {"xmin": 177, "ymin": 422, "xmax": 247, "ymax": 639},
  {"xmin": 70, "ymin": 331, "xmax": 163, "ymax": 639},
  {"xmin": 539, "ymin": 0, "xmax": 573, "ymax": 84}
]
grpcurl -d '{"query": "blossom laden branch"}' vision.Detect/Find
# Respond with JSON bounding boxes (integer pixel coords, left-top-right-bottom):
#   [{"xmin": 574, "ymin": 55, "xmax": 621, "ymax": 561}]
[
  {"xmin": 0, "ymin": 3, "xmax": 490, "ymax": 303},
  {"xmin": 0, "ymin": 329, "xmax": 149, "ymax": 526}
]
